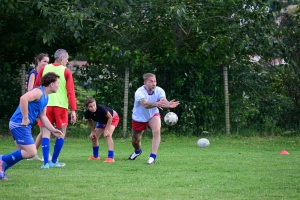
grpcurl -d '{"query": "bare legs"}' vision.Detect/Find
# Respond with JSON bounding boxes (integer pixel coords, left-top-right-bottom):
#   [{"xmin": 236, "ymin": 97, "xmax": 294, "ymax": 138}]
[
  {"xmin": 130, "ymin": 116, "xmax": 161, "ymax": 162},
  {"xmin": 91, "ymin": 126, "xmax": 116, "ymax": 152}
]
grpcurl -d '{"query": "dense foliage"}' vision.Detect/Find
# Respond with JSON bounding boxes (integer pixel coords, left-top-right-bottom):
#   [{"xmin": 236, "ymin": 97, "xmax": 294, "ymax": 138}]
[{"xmin": 1, "ymin": 0, "xmax": 300, "ymax": 136}]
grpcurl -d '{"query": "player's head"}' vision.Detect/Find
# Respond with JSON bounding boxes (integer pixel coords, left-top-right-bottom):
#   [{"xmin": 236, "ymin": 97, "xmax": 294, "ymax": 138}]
[
  {"xmin": 54, "ymin": 49, "xmax": 69, "ymax": 66},
  {"xmin": 40, "ymin": 72, "xmax": 60, "ymax": 93},
  {"xmin": 143, "ymin": 73, "xmax": 157, "ymax": 92},
  {"xmin": 35, "ymin": 53, "xmax": 49, "ymax": 71},
  {"xmin": 85, "ymin": 97, "xmax": 97, "ymax": 112}
]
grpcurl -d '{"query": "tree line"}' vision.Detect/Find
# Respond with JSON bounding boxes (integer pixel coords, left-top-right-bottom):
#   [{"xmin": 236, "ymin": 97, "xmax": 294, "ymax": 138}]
[{"xmin": 1, "ymin": 0, "xmax": 300, "ymax": 136}]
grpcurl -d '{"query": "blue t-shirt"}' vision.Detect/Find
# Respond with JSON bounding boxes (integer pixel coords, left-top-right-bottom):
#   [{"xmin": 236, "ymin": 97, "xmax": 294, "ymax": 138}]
[
  {"xmin": 27, "ymin": 69, "xmax": 38, "ymax": 90},
  {"xmin": 10, "ymin": 86, "xmax": 48, "ymax": 130},
  {"xmin": 132, "ymin": 86, "xmax": 165, "ymax": 122}
]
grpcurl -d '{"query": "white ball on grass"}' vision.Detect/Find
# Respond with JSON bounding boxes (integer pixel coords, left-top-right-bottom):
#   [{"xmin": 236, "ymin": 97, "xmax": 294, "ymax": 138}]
[{"xmin": 197, "ymin": 138, "xmax": 210, "ymax": 148}]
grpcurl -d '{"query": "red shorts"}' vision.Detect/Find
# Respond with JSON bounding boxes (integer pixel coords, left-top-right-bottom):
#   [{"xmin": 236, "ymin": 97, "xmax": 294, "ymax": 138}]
[
  {"xmin": 111, "ymin": 114, "xmax": 120, "ymax": 127},
  {"xmin": 38, "ymin": 106, "xmax": 68, "ymax": 128},
  {"xmin": 132, "ymin": 114, "xmax": 160, "ymax": 131}
]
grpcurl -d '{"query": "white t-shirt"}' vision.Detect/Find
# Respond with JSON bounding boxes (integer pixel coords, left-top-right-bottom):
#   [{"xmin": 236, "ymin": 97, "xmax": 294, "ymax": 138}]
[{"xmin": 132, "ymin": 86, "xmax": 166, "ymax": 122}]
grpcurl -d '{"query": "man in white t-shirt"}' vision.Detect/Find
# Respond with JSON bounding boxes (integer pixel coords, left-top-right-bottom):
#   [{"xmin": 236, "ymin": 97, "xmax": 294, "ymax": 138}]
[{"xmin": 128, "ymin": 73, "xmax": 180, "ymax": 164}]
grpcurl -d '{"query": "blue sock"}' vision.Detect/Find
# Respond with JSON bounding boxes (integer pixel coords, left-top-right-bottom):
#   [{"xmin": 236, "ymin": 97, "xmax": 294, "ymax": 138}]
[
  {"xmin": 108, "ymin": 150, "xmax": 114, "ymax": 158},
  {"xmin": 135, "ymin": 149, "xmax": 142, "ymax": 154},
  {"xmin": 42, "ymin": 138, "xmax": 50, "ymax": 165},
  {"xmin": 93, "ymin": 146, "xmax": 99, "ymax": 158},
  {"xmin": 52, "ymin": 138, "xmax": 64, "ymax": 163},
  {"xmin": 2, "ymin": 149, "xmax": 23, "ymax": 171},
  {"xmin": 150, "ymin": 153, "xmax": 156, "ymax": 160}
]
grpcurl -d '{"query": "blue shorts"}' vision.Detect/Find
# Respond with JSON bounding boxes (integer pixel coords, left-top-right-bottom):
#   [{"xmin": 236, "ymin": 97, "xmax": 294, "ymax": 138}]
[
  {"xmin": 95, "ymin": 114, "xmax": 120, "ymax": 129},
  {"xmin": 96, "ymin": 122, "xmax": 106, "ymax": 128},
  {"xmin": 10, "ymin": 127, "xmax": 35, "ymax": 145}
]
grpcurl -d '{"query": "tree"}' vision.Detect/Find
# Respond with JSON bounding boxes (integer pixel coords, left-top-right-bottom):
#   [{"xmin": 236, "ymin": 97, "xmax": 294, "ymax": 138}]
[
  {"xmin": 1, "ymin": 0, "xmax": 299, "ymax": 135},
  {"xmin": 41, "ymin": 0, "xmax": 279, "ymax": 133},
  {"xmin": 0, "ymin": 0, "xmax": 82, "ymax": 120}
]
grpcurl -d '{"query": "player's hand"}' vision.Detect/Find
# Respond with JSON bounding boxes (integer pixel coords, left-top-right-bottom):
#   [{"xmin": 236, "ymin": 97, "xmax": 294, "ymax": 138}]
[
  {"xmin": 70, "ymin": 111, "xmax": 76, "ymax": 125},
  {"xmin": 156, "ymin": 99, "xmax": 166, "ymax": 110},
  {"xmin": 21, "ymin": 118, "xmax": 30, "ymax": 126},
  {"xmin": 89, "ymin": 132, "xmax": 96, "ymax": 139},
  {"xmin": 168, "ymin": 99, "xmax": 180, "ymax": 108},
  {"xmin": 104, "ymin": 130, "xmax": 110, "ymax": 137},
  {"xmin": 52, "ymin": 129, "xmax": 64, "ymax": 138},
  {"xmin": 162, "ymin": 99, "xmax": 170, "ymax": 108}
]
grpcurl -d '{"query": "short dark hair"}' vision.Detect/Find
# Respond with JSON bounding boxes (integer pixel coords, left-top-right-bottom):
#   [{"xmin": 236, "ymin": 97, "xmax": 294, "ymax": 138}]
[
  {"xmin": 143, "ymin": 73, "xmax": 155, "ymax": 82},
  {"xmin": 85, "ymin": 97, "xmax": 96, "ymax": 107},
  {"xmin": 40, "ymin": 72, "xmax": 60, "ymax": 86}
]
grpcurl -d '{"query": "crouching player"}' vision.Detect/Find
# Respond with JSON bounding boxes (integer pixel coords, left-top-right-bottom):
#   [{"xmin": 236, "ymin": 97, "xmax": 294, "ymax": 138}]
[
  {"xmin": 84, "ymin": 97, "xmax": 119, "ymax": 162},
  {"xmin": 0, "ymin": 72, "xmax": 64, "ymax": 180}
]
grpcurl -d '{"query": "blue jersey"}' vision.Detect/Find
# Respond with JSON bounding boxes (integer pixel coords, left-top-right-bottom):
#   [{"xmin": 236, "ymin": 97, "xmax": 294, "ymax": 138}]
[
  {"xmin": 10, "ymin": 86, "xmax": 48, "ymax": 130},
  {"xmin": 27, "ymin": 69, "xmax": 38, "ymax": 90}
]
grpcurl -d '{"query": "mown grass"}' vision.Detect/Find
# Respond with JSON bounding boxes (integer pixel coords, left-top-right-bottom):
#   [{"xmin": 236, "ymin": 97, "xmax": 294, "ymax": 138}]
[{"xmin": 0, "ymin": 135, "xmax": 300, "ymax": 200}]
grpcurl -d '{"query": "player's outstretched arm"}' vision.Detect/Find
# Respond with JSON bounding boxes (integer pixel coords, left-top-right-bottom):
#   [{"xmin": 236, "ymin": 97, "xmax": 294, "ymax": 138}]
[
  {"xmin": 166, "ymin": 99, "xmax": 180, "ymax": 108},
  {"xmin": 159, "ymin": 98, "xmax": 180, "ymax": 109},
  {"xmin": 140, "ymin": 98, "xmax": 165, "ymax": 109},
  {"xmin": 39, "ymin": 108, "xmax": 64, "ymax": 138},
  {"xmin": 20, "ymin": 88, "xmax": 43, "ymax": 126}
]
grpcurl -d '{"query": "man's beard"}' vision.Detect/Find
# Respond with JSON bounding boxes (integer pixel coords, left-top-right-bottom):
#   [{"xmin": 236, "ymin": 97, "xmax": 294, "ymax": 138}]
[{"xmin": 150, "ymin": 86, "xmax": 156, "ymax": 92}]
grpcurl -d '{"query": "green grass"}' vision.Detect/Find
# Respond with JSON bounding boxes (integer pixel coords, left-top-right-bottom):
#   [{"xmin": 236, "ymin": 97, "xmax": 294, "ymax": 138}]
[{"xmin": 1, "ymin": 135, "xmax": 300, "ymax": 200}]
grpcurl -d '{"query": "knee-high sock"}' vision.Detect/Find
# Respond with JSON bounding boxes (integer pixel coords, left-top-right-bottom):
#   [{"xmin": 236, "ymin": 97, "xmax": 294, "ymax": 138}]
[
  {"xmin": 42, "ymin": 138, "xmax": 50, "ymax": 165},
  {"xmin": 108, "ymin": 150, "xmax": 114, "ymax": 158},
  {"xmin": 52, "ymin": 138, "xmax": 64, "ymax": 163},
  {"xmin": 93, "ymin": 146, "xmax": 99, "ymax": 158},
  {"xmin": 2, "ymin": 149, "xmax": 23, "ymax": 171}
]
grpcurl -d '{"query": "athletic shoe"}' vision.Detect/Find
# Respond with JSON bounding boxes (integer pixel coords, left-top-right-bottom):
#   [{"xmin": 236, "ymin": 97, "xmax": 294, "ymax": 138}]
[
  {"xmin": 128, "ymin": 150, "xmax": 142, "ymax": 160},
  {"xmin": 27, "ymin": 155, "xmax": 43, "ymax": 161},
  {"xmin": 0, "ymin": 171, "xmax": 4, "ymax": 179},
  {"xmin": 147, "ymin": 157, "xmax": 155, "ymax": 165},
  {"xmin": 0, "ymin": 172, "xmax": 9, "ymax": 181},
  {"xmin": 40, "ymin": 163, "xmax": 50, "ymax": 169},
  {"xmin": 88, "ymin": 156, "xmax": 100, "ymax": 160},
  {"xmin": 41, "ymin": 154, "xmax": 52, "ymax": 162},
  {"xmin": 104, "ymin": 158, "xmax": 115, "ymax": 163},
  {"xmin": 1, "ymin": 177, "xmax": 9, "ymax": 181},
  {"xmin": 0, "ymin": 155, "xmax": 7, "ymax": 172},
  {"xmin": 0, "ymin": 156, "xmax": 9, "ymax": 180},
  {"xmin": 49, "ymin": 161, "xmax": 66, "ymax": 168}
]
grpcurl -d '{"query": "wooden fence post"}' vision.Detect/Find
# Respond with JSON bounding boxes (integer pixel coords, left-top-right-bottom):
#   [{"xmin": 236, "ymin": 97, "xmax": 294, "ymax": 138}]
[
  {"xmin": 223, "ymin": 66, "xmax": 230, "ymax": 135},
  {"xmin": 122, "ymin": 67, "xmax": 129, "ymax": 137},
  {"xmin": 21, "ymin": 64, "xmax": 26, "ymax": 95}
]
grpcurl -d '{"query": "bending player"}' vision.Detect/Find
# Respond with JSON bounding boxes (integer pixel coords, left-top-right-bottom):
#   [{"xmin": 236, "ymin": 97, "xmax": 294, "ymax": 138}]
[{"xmin": 84, "ymin": 97, "xmax": 120, "ymax": 162}]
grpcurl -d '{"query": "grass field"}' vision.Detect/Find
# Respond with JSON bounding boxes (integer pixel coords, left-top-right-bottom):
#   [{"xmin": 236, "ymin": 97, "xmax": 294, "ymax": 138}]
[{"xmin": 0, "ymin": 135, "xmax": 300, "ymax": 200}]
